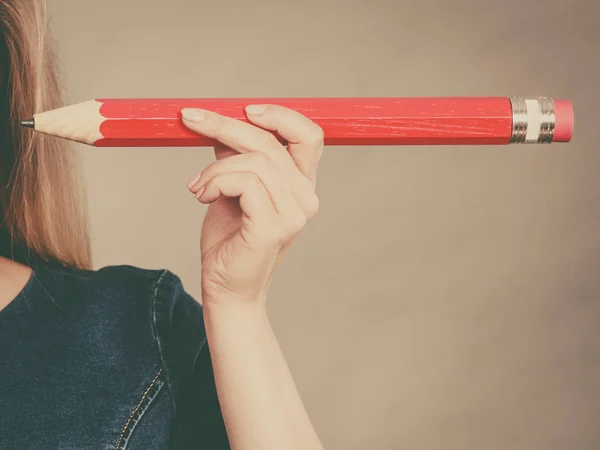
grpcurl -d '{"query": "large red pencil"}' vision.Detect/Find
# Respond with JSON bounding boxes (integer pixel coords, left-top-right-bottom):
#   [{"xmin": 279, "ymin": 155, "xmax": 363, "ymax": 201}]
[{"xmin": 21, "ymin": 97, "xmax": 574, "ymax": 147}]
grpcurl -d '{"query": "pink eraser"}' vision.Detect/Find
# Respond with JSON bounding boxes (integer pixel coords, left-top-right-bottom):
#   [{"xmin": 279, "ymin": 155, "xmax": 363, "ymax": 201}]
[{"xmin": 553, "ymin": 100, "xmax": 574, "ymax": 142}]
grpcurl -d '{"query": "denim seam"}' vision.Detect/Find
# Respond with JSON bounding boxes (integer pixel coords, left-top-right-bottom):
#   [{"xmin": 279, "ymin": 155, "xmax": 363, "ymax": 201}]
[
  {"xmin": 115, "ymin": 368, "xmax": 165, "ymax": 450},
  {"xmin": 151, "ymin": 270, "xmax": 176, "ymax": 411}
]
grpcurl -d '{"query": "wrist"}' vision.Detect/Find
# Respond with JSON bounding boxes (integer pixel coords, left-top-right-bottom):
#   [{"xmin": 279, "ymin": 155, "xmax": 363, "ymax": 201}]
[
  {"xmin": 202, "ymin": 299, "xmax": 270, "ymax": 341},
  {"xmin": 202, "ymin": 294, "xmax": 268, "ymax": 317},
  {"xmin": 201, "ymin": 282, "xmax": 269, "ymax": 306}
]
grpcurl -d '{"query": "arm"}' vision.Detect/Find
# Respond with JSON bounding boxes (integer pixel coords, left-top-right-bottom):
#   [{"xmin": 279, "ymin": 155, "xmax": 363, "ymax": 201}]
[
  {"xmin": 182, "ymin": 103, "xmax": 325, "ymax": 450},
  {"xmin": 204, "ymin": 301, "xmax": 323, "ymax": 450}
]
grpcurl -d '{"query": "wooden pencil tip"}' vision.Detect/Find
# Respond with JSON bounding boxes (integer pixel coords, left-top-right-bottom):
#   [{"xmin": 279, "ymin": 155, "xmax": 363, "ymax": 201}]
[{"xmin": 20, "ymin": 119, "xmax": 35, "ymax": 129}]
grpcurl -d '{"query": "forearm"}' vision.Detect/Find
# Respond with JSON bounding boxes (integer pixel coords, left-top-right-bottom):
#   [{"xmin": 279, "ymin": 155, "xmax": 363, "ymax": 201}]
[{"xmin": 203, "ymin": 300, "xmax": 324, "ymax": 450}]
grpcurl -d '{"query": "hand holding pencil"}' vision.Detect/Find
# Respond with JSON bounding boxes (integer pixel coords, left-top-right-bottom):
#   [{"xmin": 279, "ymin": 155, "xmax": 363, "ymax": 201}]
[
  {"xmin": 21, "ymin": 96, "xmax": 574, "ymax": 147},
  {"xmin": 181, "ymin": 103, "xmax": 323, "ymax": 305}
]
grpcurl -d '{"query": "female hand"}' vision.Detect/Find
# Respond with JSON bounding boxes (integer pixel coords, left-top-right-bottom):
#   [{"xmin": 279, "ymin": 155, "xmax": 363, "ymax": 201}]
[{"xmin": 182, "ymin": 105, "xmax": 323, "ymax": 307}]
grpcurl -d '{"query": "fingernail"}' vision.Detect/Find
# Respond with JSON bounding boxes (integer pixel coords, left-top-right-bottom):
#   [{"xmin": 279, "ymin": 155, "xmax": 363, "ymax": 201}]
[
  {"xmin": 181, "ymin": 108, "xmax": 207, "ymax": 122},
  {"xmin": 195, "ymin": 186, "xmax": 205, "ymax": 199},
  {"xmin": 245, "ymin": 104, "xmax": 266, "ymax": 115},
  {"xmin": 186, "ymin": 174, "xmax": 201, "ymax": 189}
]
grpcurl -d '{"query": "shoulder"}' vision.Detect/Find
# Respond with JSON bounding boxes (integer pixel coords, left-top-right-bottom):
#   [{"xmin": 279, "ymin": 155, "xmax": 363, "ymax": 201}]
[
  {"xmin": 34, "ymin": 262, "xmax": 193, "ymax": 318},
  {"xmin": 37, "ymin": 261, "xmax": 205, "ymax": 337},
  {"xmin": 35, "ymin": 263, "xmax": 228, "ymax": 446},
  {"xmin": 32, "ymin": 262, "xmax": 204, "ymax": 345},
  {"xmin": 43, "ymin": 262, "xmax": 170, "ymax": 297},
  {"xmin": 33, "ymin": 262, "xmax": 164, "ymax": 300},
  {"xmin": 36, "ymin": 262, "xmax": 207, "ymax": 397},
  {"xmin": 32, "ymin": 262, "xmax": 206, "ymax": 369}
]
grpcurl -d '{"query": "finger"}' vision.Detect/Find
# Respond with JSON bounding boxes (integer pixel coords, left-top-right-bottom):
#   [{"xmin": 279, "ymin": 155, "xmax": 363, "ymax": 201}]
[
  {"xmin": 200, "ymin": 172, "xmax": 308, "ymax": 246},
  {"xmin": 181, "ymin": 108, "xmax": 290, "ymax": 162},
  {"xmin": 198, "ymin": 172, "xmax": 275, "ymax": 221},
  {"xmin": 187, "ymin": 152, "xmax": 319, "ymax": 220},
  {"xmin": 185, "ymin": 144, "xmax": 235, "ymax": 190},
  {"xmin": 244, "ymin": 104, "xmax": 324, "ymax": 183},
  {"xmin": 191, "ymin": 153, "xmax": 297, "ymax": 215}
]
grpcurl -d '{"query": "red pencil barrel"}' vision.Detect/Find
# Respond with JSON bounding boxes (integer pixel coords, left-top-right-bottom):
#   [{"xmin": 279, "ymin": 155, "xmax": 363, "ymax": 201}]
[{"xmin": 93, "ymin": 97, "xmax": 513, "ymax": 147}]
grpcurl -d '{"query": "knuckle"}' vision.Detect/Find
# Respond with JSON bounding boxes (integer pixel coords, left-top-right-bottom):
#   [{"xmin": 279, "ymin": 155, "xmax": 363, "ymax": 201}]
[
  {"xmin": 297, "ymin": 173, "xmax": 313, "ymax": 189},
  {"xmin": 210, "ymin": 115, "xmax": 229, "ymax": 139},
  {"xmin": 305, "ymin": 193, "xmax": 320, "ymax": 218},
  {"xmin": 243, "ymin": 173, "xmax": 262, "ymax": 190},
  {"xmin": 290, "ymin": 180, "xmax": 318, "ymax": 218},
  {"xmin": 307, "ymin": 125, "xmax": 325, "ymax": 146},
  {"xmin": 285, "ymin": 208, "xmax": 307, "ymax": 233},
  {"xmin": 209, "ymin": 171, "xmax": 226, "ymax": 187},
  {"xmin": 210, "ymin": 112, "xmax": 224, "ymax": 129},
  {"xmin": 200, "ymin": 164, "xmax": 216, "ymax": 181}
]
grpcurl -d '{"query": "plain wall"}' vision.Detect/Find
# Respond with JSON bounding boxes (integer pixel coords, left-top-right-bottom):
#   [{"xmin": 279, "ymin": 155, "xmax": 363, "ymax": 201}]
[{"xmin": 49, "ymin": 1, "xmax": 600, "ymax": 449}]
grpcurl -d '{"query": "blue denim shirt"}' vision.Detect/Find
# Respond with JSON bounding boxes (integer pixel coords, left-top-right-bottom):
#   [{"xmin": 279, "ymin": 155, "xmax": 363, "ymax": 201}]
[{"xmin": 0, "ymin": 262, "xmax": 231, "ymax": 449}]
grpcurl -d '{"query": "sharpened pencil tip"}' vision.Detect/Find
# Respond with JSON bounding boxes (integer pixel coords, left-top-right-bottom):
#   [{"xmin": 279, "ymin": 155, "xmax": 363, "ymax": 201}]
[{"xmin": 20, "ymin": 119, "xmax": 35, "ymax": 129}]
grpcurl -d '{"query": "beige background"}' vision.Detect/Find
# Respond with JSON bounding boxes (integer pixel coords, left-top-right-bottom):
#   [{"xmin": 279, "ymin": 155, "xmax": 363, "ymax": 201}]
[{"xmin": 49, "ymin": 1, "xmax": 599, "ymax": 449}]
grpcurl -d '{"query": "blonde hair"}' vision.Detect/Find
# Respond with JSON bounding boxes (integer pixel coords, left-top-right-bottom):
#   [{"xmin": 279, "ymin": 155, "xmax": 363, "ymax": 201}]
[{"xmin": 0, "ymin": 0, "xmax": 92, "ymax": 269}]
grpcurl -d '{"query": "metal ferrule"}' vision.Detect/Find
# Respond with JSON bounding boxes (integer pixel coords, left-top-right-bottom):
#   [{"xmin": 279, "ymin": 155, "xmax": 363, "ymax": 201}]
[{"xmin": 509, "ymin": 97, "xmax": 556, "ymax": 144}]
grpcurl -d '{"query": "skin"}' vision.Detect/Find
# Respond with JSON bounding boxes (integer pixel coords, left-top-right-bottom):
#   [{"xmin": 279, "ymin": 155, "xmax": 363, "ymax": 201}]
[
  {"xmin": 0, "ymin": 103, "xmax": 325, "ymax": 450},
  {"xmin": 0, "ymin": 257, "xmax": 33, "ymax": 313},
  {"xmin": 3, "ymin": 93, "xmax": 578, "ymax": 447},
  {"xmin": 181, "ymin": 104, "xmax": 325, "ymax": 450}
]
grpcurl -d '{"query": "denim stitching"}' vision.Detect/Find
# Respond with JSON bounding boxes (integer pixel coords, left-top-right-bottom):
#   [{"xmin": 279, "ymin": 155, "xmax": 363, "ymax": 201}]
[
  {"xmin": 115, "ymin": 368, "xmax": 165, "ymax": 450},
  {"xmin": 151, "ymin": 270, "xmax": 176, "ymax": 410},
  {"xmin": 114, "ymin": 269, "xmax": 171, "ymax": 449}
]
